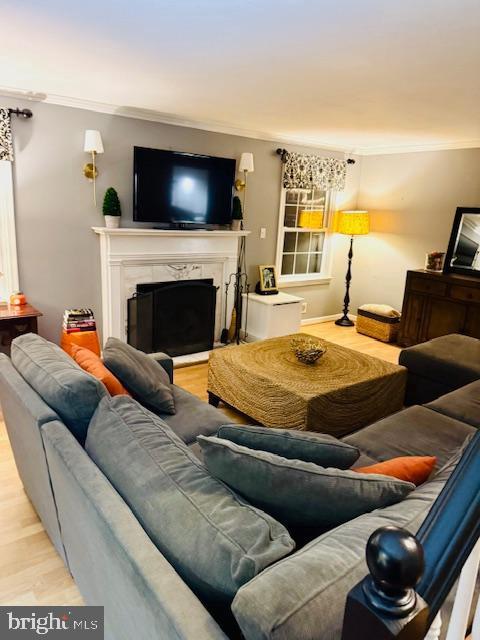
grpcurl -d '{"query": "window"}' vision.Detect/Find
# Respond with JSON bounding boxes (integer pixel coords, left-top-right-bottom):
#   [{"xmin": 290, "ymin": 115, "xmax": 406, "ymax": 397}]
[{"xmin": 275, "ymin": 186, "xmax": 334, "ymax": 286}]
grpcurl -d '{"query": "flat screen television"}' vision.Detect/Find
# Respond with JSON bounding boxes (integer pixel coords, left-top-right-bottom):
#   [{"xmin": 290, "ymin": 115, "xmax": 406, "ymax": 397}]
[{"xmin": 133, "ymin": 146, "xmax": 236, "ymax": 227}]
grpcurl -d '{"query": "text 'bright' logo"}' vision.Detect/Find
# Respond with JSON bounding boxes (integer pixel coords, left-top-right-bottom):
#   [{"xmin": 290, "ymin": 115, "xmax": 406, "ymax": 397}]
[{"xmin": 8, "ymin": 612, "xmax": 70, "ymax": 635}]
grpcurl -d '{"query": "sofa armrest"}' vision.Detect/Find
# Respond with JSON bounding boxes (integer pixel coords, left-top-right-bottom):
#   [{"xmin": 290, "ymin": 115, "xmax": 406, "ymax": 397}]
[{"xmin": 149, "ymin": 352, "xmax": 174, "ymax": 383}]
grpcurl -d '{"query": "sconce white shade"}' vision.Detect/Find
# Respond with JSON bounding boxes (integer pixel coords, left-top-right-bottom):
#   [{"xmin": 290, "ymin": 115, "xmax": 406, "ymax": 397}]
[
  {"xmin": 239, "ymin": 152, "xmax": 254, "ymax": 174},
  {"xmin": 84, "ymin": 130, "xmax": 104, "ymax": 154}
]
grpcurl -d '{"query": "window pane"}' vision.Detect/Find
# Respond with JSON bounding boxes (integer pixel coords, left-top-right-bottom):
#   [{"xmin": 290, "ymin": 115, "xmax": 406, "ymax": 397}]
[
  {"xmin": 283, "ymin": 232, "xmax": 296, "ymax": 253},
  {"xmin": 312, "ymin": 189, "xmax": 326, "ymax": 207},
  {"xmin": 295, "ymin": 254, "xmax": 308, "ymax": 274},
  {"xmin": 282, "ymin": 254, "xmax": 294, "ymax": 275},
  {"xmin": 298, "ymin": 190, "xmax": 310, "ymax": 205},
  {"xmin": 285, "ymin": 190, "xmax": 298, "ymax": 205},
  {"xmin": 310, "ymin": 233, "xmax": 325, "ymax": 252},
  {"xmin": 284, "ymin": 206, "xmax": 297, "ymax": 227},
  {"xmin": 297, "ymin": 233, "xmax": 310, "ymax": 252},
  {"xmin": 308, "ymin": 254, "xmax": 322, "ymax": 273}
]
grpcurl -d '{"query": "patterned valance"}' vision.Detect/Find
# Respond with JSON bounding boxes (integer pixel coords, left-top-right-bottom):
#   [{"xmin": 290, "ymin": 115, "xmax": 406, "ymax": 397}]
[
  {"xmin": 0, "ymin": 109, "xmax": 14, "ymax": 162},
  {"xmin": 282, "ymin": 152, "xmax": 346, "ymax": 191}
]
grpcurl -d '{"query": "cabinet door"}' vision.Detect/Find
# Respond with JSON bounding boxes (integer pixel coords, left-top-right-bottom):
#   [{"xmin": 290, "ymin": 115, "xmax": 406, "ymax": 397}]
[
  {"xmin": 398, "ymin": 293, "xmax": 426, "ymax": 346},
  {"xmin": 464, "ymin": 306, "xmax": 480, "ymax": 338},
  {"xmin": 424, "ymin": 299, "xmax": 466, "ymax": 341}
]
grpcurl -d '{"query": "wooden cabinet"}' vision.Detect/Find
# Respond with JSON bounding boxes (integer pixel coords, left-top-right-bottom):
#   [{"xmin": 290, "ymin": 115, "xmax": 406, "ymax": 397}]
[
  {"xmin": 0, "ymin": 303, "xmax": 42, "ymax": 355},
  {"xmin": 398, "ymin": 270, "xmax": 480, "ymax": 347}
]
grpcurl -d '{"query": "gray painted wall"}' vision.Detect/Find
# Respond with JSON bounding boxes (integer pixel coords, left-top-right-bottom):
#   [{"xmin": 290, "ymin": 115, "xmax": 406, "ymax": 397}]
[
  {"xmin": 8, "ymin": 96, "xmax": 479, "ymax": 344},
  {"xmin": 355, "ymin": 148, "xmax": 480, "ymax": 312},
  {"xmin": 8, "ymin": 98, "xmax": 360, "ymax": 342}
]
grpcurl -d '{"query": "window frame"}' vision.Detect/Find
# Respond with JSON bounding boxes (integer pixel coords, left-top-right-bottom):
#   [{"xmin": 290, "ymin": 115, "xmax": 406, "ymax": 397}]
[
  {"xmin": 275, "ymin": 185, "xmax": 335, "ymax": 288},
  {"xmin": 0, "ymin": 161, "xmax": 20, "ymax": 302}
]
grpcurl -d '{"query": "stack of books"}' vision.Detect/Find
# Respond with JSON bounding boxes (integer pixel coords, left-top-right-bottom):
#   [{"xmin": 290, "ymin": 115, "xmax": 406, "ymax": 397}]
[{"xmin": 63, "ymin": 308, "xmax": 96, "ymax": 334}]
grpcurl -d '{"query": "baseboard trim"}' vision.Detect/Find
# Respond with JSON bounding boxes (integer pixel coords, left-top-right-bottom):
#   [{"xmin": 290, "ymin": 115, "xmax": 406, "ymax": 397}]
[{"xmin": 301, "ymin": 314, "xmax": 357, "ymax": 326}]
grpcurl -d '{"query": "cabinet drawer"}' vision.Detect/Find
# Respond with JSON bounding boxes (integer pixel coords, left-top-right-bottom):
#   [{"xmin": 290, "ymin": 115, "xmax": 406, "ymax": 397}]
[
  {"xmin": 410, "ymin": 277, "xmax": 446, "ymax": 296},
  {"xmin": 450, "ymin": 285, "xmax": 480, "ymax": 304}
]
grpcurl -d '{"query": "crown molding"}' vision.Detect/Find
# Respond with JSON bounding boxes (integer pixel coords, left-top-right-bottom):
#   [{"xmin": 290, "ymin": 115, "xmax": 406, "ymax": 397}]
[
  {"xmin": 352, "ymin": 139, "xmax": 480, "ymax": 156},
  {"xmin": 1, "ymin": 86, "xmax": 479, "ymax": 156},
  {"xmin": 0, "ymin": 86, "xmax": 353, "ymax": 154}
]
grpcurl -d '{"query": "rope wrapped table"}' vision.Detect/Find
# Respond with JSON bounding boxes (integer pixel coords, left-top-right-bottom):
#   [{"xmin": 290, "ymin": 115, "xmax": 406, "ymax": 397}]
[{"xmin": 208, "ymin": 333, "xmax": 406, "ymax": 437}]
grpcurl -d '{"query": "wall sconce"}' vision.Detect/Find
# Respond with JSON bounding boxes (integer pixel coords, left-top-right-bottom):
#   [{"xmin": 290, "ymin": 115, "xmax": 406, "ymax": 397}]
[
  {"xmin": 235, "ymin": 152, "xmax": 254, "ymax": 191},
  {"xmin": 83, "ymin": 129, "xmax": 104, "ymax": 205}
]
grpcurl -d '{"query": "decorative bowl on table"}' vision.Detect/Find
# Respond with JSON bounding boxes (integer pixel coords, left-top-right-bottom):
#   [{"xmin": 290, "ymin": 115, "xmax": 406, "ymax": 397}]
[{"xmin": 291, "ymin": 336, "xmax": 327, "ymax": 364}]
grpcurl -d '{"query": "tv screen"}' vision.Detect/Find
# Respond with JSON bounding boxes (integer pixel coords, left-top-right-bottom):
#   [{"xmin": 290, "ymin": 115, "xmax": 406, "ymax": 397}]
[{"xmin": 134, "ymin": 147, "xmax": 236, "ymax": 226}]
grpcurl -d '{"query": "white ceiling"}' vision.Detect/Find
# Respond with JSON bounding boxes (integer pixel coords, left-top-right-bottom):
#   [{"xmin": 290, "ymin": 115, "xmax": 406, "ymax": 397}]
[{"xmin": 2, "ymin": 0, "xmax": 480, "ymax": 154}]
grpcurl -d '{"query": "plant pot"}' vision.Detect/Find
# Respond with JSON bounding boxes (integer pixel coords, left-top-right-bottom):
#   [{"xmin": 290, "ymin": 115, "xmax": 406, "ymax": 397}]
[
  {"xmin": 231, "ymin": 219, "xmax": 242, "ymax": 231},
  {"xmin": 104, "ymin": 215, "xmax": 120, "ymax": 229}
]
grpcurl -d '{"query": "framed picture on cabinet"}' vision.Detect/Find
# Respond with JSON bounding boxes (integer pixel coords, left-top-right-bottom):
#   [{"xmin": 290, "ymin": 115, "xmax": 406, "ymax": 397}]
[
  {"xmin": 444, "ymin": 207, "xmax": 480, "ymax": 278},
  {"xmin": 258, "ymin": 265, "xmax": 278, "ymax": 293}
]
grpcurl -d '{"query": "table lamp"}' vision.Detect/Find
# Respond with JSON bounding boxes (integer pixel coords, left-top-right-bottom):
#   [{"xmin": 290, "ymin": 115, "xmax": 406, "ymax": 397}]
[{"xmin": 335, "ymin": 210, "xmax": 370, "ymax": 326}]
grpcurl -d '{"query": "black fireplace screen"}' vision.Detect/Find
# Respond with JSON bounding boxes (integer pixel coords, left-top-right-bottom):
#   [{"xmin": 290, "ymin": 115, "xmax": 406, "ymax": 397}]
[{"xmin": 127, "ymin": 279, "xmax": 217, "ymax": 357}]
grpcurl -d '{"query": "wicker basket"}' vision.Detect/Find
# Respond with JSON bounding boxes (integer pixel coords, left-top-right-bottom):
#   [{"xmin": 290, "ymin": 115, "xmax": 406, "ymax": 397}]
[{"xmin": 356, "ymin": 308, "xmax": 400, "ymax": 343}]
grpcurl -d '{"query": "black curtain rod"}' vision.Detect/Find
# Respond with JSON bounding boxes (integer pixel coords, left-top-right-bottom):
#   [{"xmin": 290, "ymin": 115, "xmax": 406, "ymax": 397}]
[
  {"xmin": 276, "ymin": 147, "xmax": 355, "ymax": 164},
  {"xmin": 8, "ymin": 108, "xmax": 33, "ymax": 119}
]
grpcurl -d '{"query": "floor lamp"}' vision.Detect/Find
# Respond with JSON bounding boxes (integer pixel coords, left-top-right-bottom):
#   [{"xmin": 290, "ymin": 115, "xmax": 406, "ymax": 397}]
[{"xmin": 335, "ymin": 210, "xmax": 370, "ymax": 327}]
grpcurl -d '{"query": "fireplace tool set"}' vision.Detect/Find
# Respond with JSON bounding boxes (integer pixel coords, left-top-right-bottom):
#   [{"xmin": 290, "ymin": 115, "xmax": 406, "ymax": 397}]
[{"xmin": 221, "ymin": 235, "xmax": 250, "ymax": 345}]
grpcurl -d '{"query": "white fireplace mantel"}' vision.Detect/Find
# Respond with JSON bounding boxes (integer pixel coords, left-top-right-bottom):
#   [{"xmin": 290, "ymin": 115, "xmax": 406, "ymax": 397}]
[{"xmin": 93, "ymin": 227, "xmax": 249, "ymax": 346}]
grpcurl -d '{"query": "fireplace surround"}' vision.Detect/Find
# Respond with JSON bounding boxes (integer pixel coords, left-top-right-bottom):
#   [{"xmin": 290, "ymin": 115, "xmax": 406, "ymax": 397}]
[{"xmin": 93, "ymin": 227, "xmax": 249, "ymax": 354}]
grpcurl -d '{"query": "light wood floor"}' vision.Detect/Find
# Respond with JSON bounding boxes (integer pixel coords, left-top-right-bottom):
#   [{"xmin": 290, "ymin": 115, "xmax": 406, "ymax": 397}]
[{"xmin": 0, "ymin": 322, "xmax": 399, "ymax": 606}]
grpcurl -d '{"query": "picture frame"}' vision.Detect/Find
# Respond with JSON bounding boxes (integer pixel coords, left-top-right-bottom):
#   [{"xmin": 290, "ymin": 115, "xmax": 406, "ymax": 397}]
[
  {"xmin": 258, "ymin": 265, "xmax": 278, "ymax": 293},
  {"xmin": 444, "ymin": 207, "xmax": 480, "ymax": 278}
]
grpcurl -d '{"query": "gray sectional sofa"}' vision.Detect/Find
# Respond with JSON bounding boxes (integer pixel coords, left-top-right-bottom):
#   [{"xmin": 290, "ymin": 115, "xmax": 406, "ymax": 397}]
[{"xmin": 0, "ymin": 334, "xmax": 478, "ymax": 640}]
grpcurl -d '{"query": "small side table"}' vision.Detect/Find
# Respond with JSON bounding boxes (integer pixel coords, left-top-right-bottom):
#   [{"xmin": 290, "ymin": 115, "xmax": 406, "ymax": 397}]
[
  {"xmin": 241, "ymin": 292, "xmax": 304, "ymax": 341},
  {"xmin": 0, "ymin": 303, "xmax": 42, "ymax": 355}
]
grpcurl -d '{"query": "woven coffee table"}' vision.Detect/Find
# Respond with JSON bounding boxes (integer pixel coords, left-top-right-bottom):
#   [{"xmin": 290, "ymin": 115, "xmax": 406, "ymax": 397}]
[{"xmin": 208, "ymin": 333, "xmax": 406, "ymax": 437}]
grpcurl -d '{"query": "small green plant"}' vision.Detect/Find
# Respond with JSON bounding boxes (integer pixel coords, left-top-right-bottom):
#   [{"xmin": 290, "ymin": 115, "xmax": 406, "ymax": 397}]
[
  {"xmin": 232, "ymin": 195, "xmax": 243, "ymax": 220},
  {"xmin": 102, "ymin": 187, "xmax": 121, "ymax": 216}
]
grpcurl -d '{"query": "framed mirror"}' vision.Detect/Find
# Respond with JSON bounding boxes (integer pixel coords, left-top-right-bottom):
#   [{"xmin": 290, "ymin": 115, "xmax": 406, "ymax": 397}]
[{"xmin": 444, "ymin": 207, "xmax": 480, "ymax": 277}]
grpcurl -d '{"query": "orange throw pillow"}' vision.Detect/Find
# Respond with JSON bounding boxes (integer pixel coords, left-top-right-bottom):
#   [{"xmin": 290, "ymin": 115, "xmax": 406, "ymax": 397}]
[
  {"xmin": 355, "ymin": 456, "xmax": 437, "ymax": 486},
  {"xmin": 71, "ymin": 344, "xmax": 130, "ymax": 397}
]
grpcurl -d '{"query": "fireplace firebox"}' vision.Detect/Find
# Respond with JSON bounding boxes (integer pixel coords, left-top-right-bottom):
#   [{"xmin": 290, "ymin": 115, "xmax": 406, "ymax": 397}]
[{"xmin": 127, "ymin": 279, "xmax": 217, "ymax": 357}]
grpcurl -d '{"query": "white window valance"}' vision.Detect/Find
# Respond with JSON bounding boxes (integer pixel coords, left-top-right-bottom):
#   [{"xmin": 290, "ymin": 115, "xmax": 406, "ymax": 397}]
[
  {"xmin": 282, "ymin": 152, "xmax": 347, "ymax": 191},
  {"xmin": 0, "ymin": 108, "xmax": 14, "ymax": 162}
]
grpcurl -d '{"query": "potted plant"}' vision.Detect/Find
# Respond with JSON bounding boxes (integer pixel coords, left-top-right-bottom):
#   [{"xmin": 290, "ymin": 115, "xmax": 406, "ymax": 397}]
[
  {"xmin": 231, "ymin": 195, "xmax": 243, "ymax": 231},
  {"xmin": 103, "ymin": 187, "xmax": 121, "ymax": 229}
]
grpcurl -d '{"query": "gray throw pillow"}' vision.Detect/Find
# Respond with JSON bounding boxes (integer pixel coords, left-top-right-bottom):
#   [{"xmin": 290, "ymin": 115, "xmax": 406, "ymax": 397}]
[
  {"xmin": 85, "ymin": 396, "xmax": 295, "ymax": 602},
  {"xmin": 217, "ymin": 424, "xmax": 359, "ymax": 468},
  {"xmin": 103, "ymin": 337, "xmax": 175, "ymax": 414},
  {"xmin": 198, "ymin": 436, "xmax": 414, "ymax": 531},
  {"xmin": 11, "ymin": 333, "xmax": 107, "ymax": 444}
]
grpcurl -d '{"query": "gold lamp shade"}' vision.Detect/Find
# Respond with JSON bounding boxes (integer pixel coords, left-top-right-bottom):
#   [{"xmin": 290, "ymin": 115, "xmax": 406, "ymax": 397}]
[{"xmin": 337, "ymin": 210, "xmax": 370, "ymax": 236}]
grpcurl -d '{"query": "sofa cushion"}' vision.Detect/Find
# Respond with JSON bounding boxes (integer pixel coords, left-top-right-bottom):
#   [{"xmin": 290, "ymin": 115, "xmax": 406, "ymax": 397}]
[
  {"xmin": 198, "ymin": 436, "xmax": 414, "ymax": 531},
  {"xmin": 161, "ymin": 385, "xmax": 229, "ymax": 444},
  {"xmin": 85, "ymin": 396, "xmax": 295, "ymax": 603},
  {"xmin": 399, "ymin": 334, "xmax": 480, "ymax": 385},
  {"xmin": 343, "ymin": 405, "xmax": 475, "ymax": 468},
  {"xmin": 231, "ymin": 436, "xmax": 470, "ymax": 640},
  {"xmin": 11, "ymin": 333, "xmax": 107, "ymax": 444},
  {"xmin": 354, "ymin": 456, "xmax": 437, "ymax": 486},
  {"xmin": 217, "ymin": 424, "xmax": 360, "ymax": 468},
  {"xmin": 71, "ymin": 344, "xmax": 130, "ymax": 397},
  {"xmin": 426, "ymin": 380, "xmax": 480, "ymax": 429},
  {"xmin": 103, "ymin": 338, "xmax": 175, "ymax": 415}
]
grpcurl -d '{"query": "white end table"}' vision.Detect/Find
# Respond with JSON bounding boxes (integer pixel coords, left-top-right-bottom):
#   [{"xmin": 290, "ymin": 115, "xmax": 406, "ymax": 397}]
[{"xmin": 241, "ymin": 292, "xmax": 304, "ymax": 341}]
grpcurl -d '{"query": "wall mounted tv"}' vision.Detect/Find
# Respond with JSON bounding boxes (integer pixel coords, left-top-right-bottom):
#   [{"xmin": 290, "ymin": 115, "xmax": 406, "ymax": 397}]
[{"xmin": 133, "ymin": 146, "xmax": 236, "ymax": 227}]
